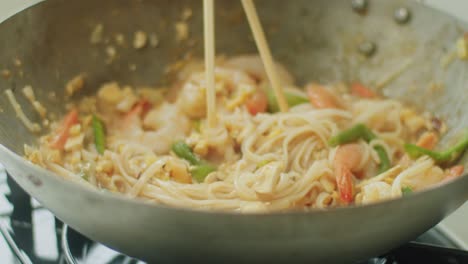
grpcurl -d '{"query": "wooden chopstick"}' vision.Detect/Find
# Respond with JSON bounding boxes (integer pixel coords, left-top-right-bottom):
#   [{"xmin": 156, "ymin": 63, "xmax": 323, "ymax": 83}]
[
  {"xmin": 241, "ymin": 0, "xmax": 289, "ymax": 112},
  {"xmin": 204, "ymin": 0, "xmax": 217, "ymax": 128}
]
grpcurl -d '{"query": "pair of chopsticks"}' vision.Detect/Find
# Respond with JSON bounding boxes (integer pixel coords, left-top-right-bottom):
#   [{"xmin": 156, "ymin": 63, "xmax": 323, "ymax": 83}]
[{"xmin": 204, "ymin": 0, "xmax": 288, "ymax": 129}]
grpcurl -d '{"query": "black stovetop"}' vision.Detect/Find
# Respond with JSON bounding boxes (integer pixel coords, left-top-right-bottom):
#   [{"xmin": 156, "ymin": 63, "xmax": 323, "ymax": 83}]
[{"xmin": 1, "ymin": 167, "xmax": 468, "ymax": 264}]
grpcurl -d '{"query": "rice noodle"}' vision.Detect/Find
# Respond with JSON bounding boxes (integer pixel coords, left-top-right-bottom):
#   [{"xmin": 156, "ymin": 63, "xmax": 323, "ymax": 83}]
[
  {"xmin": 5, "ymin": 89, "xmax": 41, "ymax": 132},
  {"xmin": 24, "ymin": 57, "xmax": 456, "ymax": 213}
]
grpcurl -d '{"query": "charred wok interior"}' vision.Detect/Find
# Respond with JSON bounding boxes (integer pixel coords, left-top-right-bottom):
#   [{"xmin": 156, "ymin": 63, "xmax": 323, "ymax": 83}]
[{"xmin": 0, "ymin": 0, "xmax": 467, "ymax": 263}]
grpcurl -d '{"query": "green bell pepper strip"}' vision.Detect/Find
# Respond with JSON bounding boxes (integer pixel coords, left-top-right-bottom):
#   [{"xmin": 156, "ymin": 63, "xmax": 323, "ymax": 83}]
[
  {"xmin": 328, "ymin": 124, "xmax": 391, "ymax": 173},
  {"xmin": 191, "ymin": 163, "xmax": 217, "ymax": 183},
  {"xmin": 92, "ymin": 115, "xmax": 106, "ymax": 155},
  {"xmin": 404, "ymin": 133, "xmax": 468, "ymax": 164},
  {"xmin": 374, "ymin": 145, "xmax": 392, "ymax": 174},
  {"xmin": 266, "ymin": 89, "xmax": 309, "ymax": 113},
  {"xmin": 329, "ymin": 124, "xmax": 371, "ymax": 147},
  {"xmin": 172, "ymin": 141, "xmax": 217, "ymax": 182},
  {"xmin": 401, "ymin": 186, "xmax": 413, "ymax": 196},
  {"xmin": 172, "ymin": 141, "xmax": 201, "ymax": 165}
]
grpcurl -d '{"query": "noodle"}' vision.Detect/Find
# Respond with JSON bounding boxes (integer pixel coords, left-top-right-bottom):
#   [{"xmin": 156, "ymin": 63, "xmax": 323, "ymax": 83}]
[
  {"xmin": 5, "ymin": 89, "xmax": 41, "ymax": 132},
  {"xmin": 24, "ymin": 56, "xmax": 464, "ymax": 212}
]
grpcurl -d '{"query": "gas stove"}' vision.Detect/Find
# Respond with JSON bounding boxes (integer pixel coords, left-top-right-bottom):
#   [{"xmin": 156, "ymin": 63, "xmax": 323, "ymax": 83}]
[
  {"xmin": 0, "ymin": 165, "xmax": 143, "ymax": 264},
  {"xmin": 1, "ymin": 165, "xmax": 468, "ymax": 264}
]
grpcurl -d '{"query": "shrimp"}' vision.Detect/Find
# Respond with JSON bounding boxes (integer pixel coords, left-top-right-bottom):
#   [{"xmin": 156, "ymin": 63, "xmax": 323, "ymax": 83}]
[
  {"xmin": 176, "ymin": 66, "xmax": 256, "ymax": 118},
  {"xmin": 224, "ymin": 55, "xmax": 295, "ymax": 85},
  {"xmin": 115, "ymin": 103, "xmax": 191, "ymax": 155},
  {"xmin": 333, "ymin": 144, "xmax": 364, "ymax": 204},
  {"xmin": 432, "ymin": 165, "xmax": 464, "ymax": 187},
  {"xmin": 97, "ymin": 82, "xmax": 127, "ymax": 115},
  {"xmin": 115, "ymin": 100, "xmax": 151, "ymax": 139},
  {"xmin": 177, "ymin": 75, "xmax": 207, "ymax": 118},
  {"xmin": 306, "ymin": 83, "xmax": 341, "ymax": 109},
  {"xmin": 49, "ymin": 109, "xmax": 79, "ymax": 150},
  {"xmin": 141, "ymin": 103, "xmax": 191, "ymax": 154},
  {"xmin": 245, "ymin": 90, "xmax": 268, "ymax": 115}
]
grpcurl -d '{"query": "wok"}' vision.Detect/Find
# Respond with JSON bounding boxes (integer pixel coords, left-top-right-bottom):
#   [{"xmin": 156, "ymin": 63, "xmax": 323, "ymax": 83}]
[{"xmin": 0, "ymin": 0, "xmax": 467, "ymax": 263}]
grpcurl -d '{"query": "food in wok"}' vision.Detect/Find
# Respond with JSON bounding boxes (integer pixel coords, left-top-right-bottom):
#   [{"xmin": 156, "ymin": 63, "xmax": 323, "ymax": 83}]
[{"xmin": 18, "ymin": 55, "xmax": 467, "ymax": 212}]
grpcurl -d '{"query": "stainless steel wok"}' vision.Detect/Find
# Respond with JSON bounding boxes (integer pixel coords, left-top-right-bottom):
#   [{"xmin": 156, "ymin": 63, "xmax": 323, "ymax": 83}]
[{"xmin": 0, "ymin": 0, "xmax": 467, "ymax": 263}]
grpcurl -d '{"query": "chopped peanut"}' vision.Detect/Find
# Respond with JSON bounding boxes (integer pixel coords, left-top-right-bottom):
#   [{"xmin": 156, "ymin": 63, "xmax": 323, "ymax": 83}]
[
  {"xmin": 97, "ymin": 82, "xmax": 123, "ymax": 104},
  {"xmin": 46, "ymin": 149, "xmax": 61, "ymax": 163},
  {"xmin": 24, "ymin": 145, "xmax": 42, "ymax": 164},
  {"xmin": 66, "ymin": 74, "xmax": 85, "ymax": 97},
  {"xmin": 165, "ymin": 158, "xmax": 192, "ymax": 184},
  {"xmin": 81, "ymin": 115, "xmax": 93, "ymax": 130},
  {"xmin": 133, "ymin": 31, "xmax": 148, "ymax": 49},
  {"xmin": 96, "ymin": 159, "xmax": 114, "ymax": 174},
  {"xmin": 193, "ymin": 140, "xmax": 209, "ymax": 157},
  {"xmin": 1, "ymin": 69, "xmax": 11, "ymax": 79},
  {"xmin": 69, "ymin": 124, "xmax": 82, "ymax": 137},
  {"xmin": 226, "ymin": 84, "xmax": 255, "ymax": 110},
  {"xmin": 69, "ymin": 151, "xmax": 82, "ymax": 165},
  {"xmin": 384, "ymin": 177, "xmax": 394, "ymax": 184},
  {"xmin": 175, "ymin": 22, "xmax": 189, "ymax": 42},
  {"xmin": 115, "ymin": 86, "xmax": 138, "ymax": 112},
  {"xmin": 90, "ymin": 24, "xmax": 104, "ymax": 44},
  {"xmin": 185, "ymin": 132, "xmax": 201, "ymax": 148},
  {"xmin": 149, "ymin": 33, "xmax": 159, "ymax": 47},
  {"xmin": 401, "ymin": 108, "xmax": 427, "ymax": 134}
]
